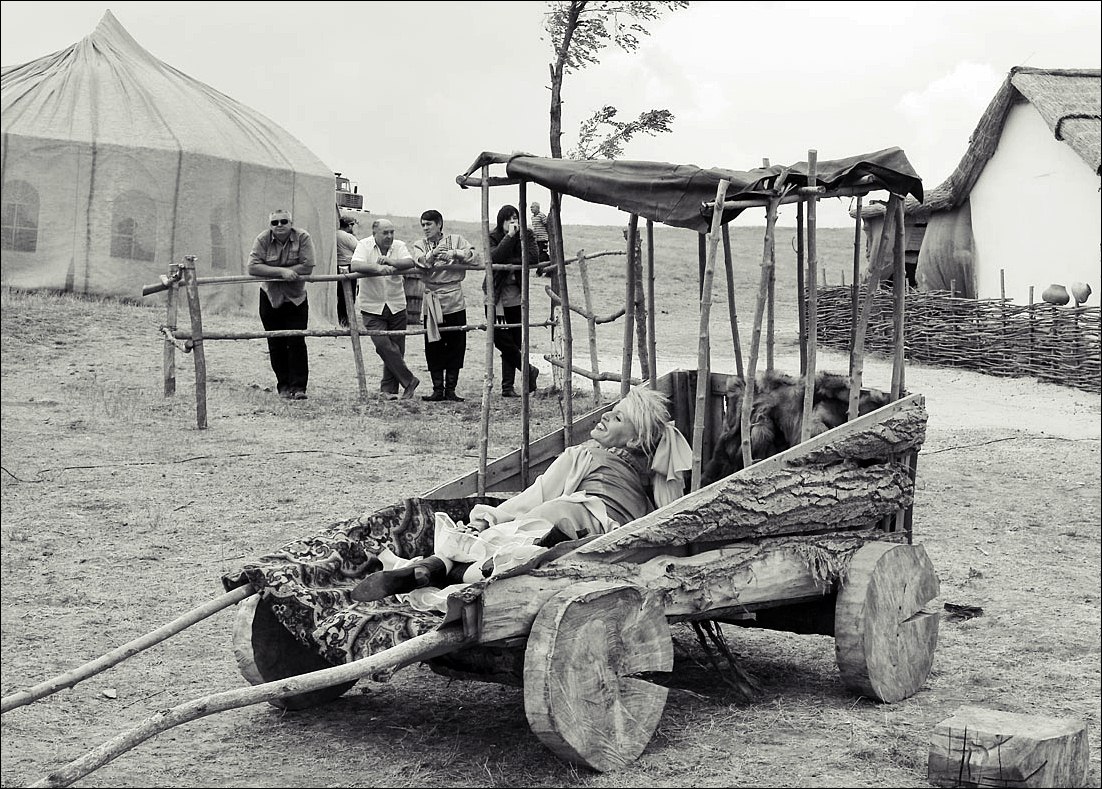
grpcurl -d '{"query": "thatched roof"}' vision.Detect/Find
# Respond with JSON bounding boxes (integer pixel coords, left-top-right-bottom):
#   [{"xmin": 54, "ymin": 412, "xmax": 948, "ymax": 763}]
[{"xmin": 857, "ymin": 66, "xmax": 1101, "ymax": 220}]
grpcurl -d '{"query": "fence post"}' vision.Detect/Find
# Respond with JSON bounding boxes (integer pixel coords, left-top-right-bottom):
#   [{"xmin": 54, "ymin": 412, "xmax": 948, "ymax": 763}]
[
  {"xmin": 341, "ymin": 276, "xmax": 368, "ymax": 400},
  {"xmin": 181, "ymin": 255, "xmax": 208, "ymax": 430},
  {"xmin": 621, "ymin": 215, "xmax": 639, "ymax": 398},
  {"xmin": 162, "ymin": 265, "xmax": 180, "ymax": 397}
]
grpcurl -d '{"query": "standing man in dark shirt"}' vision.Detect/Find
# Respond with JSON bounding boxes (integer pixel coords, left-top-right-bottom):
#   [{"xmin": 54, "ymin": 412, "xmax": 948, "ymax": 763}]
[{"xmin": 248, "ymin": 208, "xmax": 315, "ymax": 400}]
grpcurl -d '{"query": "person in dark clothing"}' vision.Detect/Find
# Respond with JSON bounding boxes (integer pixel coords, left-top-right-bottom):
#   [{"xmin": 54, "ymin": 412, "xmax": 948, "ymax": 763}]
[
  {"xmin": 486, "ymin": 204, "xmax": 540, "ymax": 398},
  {"xmin": 247, "ymin": 208, "xmax": 315, "ymax": 399}
]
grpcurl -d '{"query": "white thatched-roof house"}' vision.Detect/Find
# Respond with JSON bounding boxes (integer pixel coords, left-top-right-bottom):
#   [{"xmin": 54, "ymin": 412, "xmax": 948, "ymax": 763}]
[
  {"xmin": 857, "ymin": 66, "xmax": 1100, "ymax": 304},
  {"xmin": 1, "ymin": 11, "xmax": 339, "ymax": 321}
]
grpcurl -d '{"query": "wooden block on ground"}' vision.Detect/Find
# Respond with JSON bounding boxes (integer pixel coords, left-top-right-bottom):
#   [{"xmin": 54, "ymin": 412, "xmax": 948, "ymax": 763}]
[{"xmin": 928, "ymin": 705, "xmax": 1089, "ymax": 788}]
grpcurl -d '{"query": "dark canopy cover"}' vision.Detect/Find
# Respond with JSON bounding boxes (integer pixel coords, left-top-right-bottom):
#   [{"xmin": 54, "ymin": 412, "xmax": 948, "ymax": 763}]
[{"xmin": 460, "ymin": 149, "xmax": 923, "ymax": 234}]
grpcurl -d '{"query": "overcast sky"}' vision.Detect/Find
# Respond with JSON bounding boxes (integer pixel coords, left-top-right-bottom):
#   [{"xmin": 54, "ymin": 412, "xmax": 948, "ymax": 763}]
[{"xmin": 2, "ymin": 1, "xmax": 1099, "ymax": 228}]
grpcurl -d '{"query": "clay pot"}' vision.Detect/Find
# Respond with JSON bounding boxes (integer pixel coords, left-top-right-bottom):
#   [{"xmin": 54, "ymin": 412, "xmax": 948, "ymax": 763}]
[
  {"xmin": 1070, "ymin": 281, "xmax": 1092, "ymax": 305},
  {"xmin": 1041, "ymin": 283, "xmax": 1070, "ymax": 306}
]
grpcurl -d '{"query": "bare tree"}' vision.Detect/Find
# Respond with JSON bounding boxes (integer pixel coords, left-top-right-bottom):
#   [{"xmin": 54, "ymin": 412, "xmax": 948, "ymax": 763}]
[{"xmin": 545, "ymin": 1, "xmax": 688, "ymax": 160}]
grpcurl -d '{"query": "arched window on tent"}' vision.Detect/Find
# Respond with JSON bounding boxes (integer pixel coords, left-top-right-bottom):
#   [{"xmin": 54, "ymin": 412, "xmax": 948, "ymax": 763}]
[
  {"xmin": 1, "ymin": 180, "xmax": 40, "ymax": 252},
  {"xmin": 210, "ymin": 206, "xmax": 229, "ymax": 270},
  {"xmin": 110, "ymin": 190, "xmax": 156, "ymax": 262}
]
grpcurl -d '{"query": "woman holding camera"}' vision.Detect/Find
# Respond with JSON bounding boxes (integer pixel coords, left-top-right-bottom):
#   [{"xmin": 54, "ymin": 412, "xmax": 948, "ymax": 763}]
[{"xmin": 486, "ymin": 204, "xmax": 541, "ymax": 397}]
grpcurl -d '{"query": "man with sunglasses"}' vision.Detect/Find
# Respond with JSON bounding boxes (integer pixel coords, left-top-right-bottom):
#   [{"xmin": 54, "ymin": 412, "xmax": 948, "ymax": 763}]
[{"xmin": 247, "ymin": 209, "xmax": 316, "ymax": 400}]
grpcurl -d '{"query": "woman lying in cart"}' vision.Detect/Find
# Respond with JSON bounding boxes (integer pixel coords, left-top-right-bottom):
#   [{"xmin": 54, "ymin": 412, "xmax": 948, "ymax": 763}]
[{"xmin": 352, "ymin": 385, "xmax": 692, "ymax": 613}]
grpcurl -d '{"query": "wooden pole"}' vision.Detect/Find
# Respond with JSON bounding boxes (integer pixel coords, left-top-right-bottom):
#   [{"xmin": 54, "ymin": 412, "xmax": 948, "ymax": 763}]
[
  {"xmin": 577, "ymin": 251, "xmax": 603, "ymax": 403},
  {"xmin": 181, "ymin": 256, "xmax": 207, "ymax": 430},
  {"xmin": 891, "ymin": 197, "xmax": 906, "ymax": 400},
  {"xmin": 621, "ymin": 215, "xmax": 639, "ymax": 398},
  {"xmin": 721, "ymin": 223, "xmax": 744, "ymax": 380},
  {"xmin": 766, "ymin": 228, "xmax": 776, "ymax": 374},
  {"xmin": 551, "ymin": 190, "xmax": 573, "ymax": 442},
  {"xmin": 518, "ymin": 180, "xmax": 531, "ymax": 487},
  {"xmin": 740, "ymin": 196, "xmax": 779, "ymax": 470},
  {"xmin": 31, "ymin": 626, "xmax": 469, "ymax": 789},
  {"xmin": 796, "ymin": 199, "xmax": 807, "ymax": 376},
  {"xmin": 646, "ymin": 219, "xmax": 657, "ymax": 388},
  {"xmin": 478, "ymin": 167, "xmax": 494, "ymax": 495},
  {"xmin": 692, "ymin": 180, "xmax": 730, "ymax": 491},
  {"xmin": 630, "ymin": 216, "xmax": 650, "ymax": 381},
  {"xmin": 162, "ymin": 268, "xmax": 179, "ymax": 397},
  {"xmin": 851, "ymin": 196, "xmax": 862, "ymax": 356},
  {"xmin": 697, "ymin": 232, "xmax": 706, "ymax": 299},
  {"xmin": 341, "ymin": 276, "xmax": 368, "ymax": 401},
  {"xmin": 1, "ymin": 586, "xmax": 256, "ymax": 715},
  {"xmin": 800, "ymin": 151, "xmax": 819, "ymax": 443},
  {"xmin": 848, "ymin": 193, "xmax": 902, "ymax": 421}
]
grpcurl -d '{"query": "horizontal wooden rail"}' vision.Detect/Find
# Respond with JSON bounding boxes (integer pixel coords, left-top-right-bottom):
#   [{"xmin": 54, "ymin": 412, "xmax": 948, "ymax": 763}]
[{"xmin": 543, "ymin": 354, "xmax": 643, "ymax": 385}]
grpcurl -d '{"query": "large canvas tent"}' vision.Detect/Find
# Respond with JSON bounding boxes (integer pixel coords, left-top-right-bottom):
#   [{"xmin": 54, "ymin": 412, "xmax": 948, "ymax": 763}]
[
  {"xmin": 1, "ymin": 10, "xmax": 338, "ymax": 321},
  {"xmin": 855, "ymin": 66, "xmax": 1101, "ymax": 303}
]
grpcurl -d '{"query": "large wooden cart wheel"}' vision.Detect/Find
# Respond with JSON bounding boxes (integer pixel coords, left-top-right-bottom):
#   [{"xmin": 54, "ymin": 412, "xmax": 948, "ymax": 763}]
[
  {"xmin": 232, "ymin": 595, "xmax": 356, "ymax": 711},
  {"xmin": 834, "ymin": 541, "xmax": 940, "ymax": 703},
  {"xmin": 523, "ymin": 581, "xmax": 672, "ymax": 772}
]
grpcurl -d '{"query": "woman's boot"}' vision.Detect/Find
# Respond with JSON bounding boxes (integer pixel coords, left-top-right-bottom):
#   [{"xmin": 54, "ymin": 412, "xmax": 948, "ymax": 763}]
[
  {"xmin": 444, "ymin": 369, "xmax": 464, "ymax": 401},
  {"xmin": 350, "ymin": 556, "xmax": 449, "ymax": 602},
  {"xmin": 422, "ymin": 370, "xmax": 446, "ymax": 402}
]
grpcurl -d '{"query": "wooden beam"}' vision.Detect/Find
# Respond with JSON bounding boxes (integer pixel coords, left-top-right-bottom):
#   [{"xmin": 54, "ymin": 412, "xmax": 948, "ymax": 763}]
[{"xmin": 576, "ymin": 394, "xmax": 927, "ymax": 557}]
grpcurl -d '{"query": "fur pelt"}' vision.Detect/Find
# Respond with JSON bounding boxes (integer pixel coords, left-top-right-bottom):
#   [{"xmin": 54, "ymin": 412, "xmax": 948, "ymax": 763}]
[{"xmin": 700, "ymin": 370, "xmax": 890, "ymax": 486}]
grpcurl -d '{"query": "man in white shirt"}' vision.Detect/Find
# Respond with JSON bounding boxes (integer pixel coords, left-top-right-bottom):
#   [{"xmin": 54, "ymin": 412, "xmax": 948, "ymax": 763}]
[{"xmin": 351, "ymin": 218, "xmax": 420, "ymax": 399}]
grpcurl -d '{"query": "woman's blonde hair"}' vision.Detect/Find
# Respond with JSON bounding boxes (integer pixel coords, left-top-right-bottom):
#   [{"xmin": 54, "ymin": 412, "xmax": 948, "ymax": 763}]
[{"xmin": 616, "ymin": 386, "xmax": 673, "ymax": 456}]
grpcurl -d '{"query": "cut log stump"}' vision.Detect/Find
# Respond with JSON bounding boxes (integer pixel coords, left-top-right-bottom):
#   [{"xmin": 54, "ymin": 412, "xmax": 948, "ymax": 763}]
[
  {"xmin": 928, "ymin": 705, "xmax": 1090, "ymax": 788},
  {"xmin": 233, "ymin": 595, "xmax": 356, "ymax": 710},
  {"xmin": 523, "ymin": 581, "xmax": 672, "ymax": 772},
  {"xmin": 834, "ymin": 541, "xmax": 939, "ymax": 702}
]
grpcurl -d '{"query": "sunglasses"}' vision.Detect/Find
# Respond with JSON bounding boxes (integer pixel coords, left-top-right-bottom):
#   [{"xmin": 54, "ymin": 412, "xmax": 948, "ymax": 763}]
[{"xmin": 270, "ymin": 218, "xmax": 290, "ymax": 226}]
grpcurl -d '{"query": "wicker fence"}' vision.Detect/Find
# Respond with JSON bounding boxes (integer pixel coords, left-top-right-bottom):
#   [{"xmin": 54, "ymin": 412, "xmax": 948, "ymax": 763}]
[{"xmin": 815, "ymin": 286, "xmax": 1102, "ymax": 394}]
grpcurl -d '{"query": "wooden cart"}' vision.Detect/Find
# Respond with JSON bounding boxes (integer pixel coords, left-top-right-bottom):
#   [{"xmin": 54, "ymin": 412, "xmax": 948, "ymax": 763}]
[
  {"xmin": 229, "ymin": 366, "xmax": 934, "ymax": 772},
  {"xmin": 11, "ymin": 147, "xmax": 934, "ymax": 785}
]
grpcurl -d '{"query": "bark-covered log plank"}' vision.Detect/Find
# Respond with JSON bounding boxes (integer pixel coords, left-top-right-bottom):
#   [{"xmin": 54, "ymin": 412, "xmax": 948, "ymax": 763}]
[
  {"xmin": 472, "ymin": 531, "xmax": 897, "ymax": 645},
  {"xmin": 577, "ymin": 460, "xmax": 912, "ymax": 559},
  {"xmin": 574, "ymin": 395, "xmax": 926, "ymax": 557}
]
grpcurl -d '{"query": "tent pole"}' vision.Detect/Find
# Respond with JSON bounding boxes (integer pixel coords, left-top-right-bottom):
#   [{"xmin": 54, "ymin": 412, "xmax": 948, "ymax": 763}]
[
  {"xmin": 721, "ymin": 223, "xmax": 744, "ymax": 380},
  {"xmin": 478, "ymin": 167, "xmax": 494, "ymax": 496},
  {"xmin": 550, "ymin": 190, "xmax": 573, "ymax": 442},
  {"xmin": 631, "ymin": 220, "xmax": 650, "ymax": 382},
  {"xmin": 850, "ymin": 196, "xmax": 862, "ymax": 358},
  {"xmin": 697, "ymin": 232, "xmax": 706, "ymax": 298},
  {"xmin": 796, "ymin": 199, "xmax": 807, "ymax": 376},
  {"xmin": 740, "ymin": 196, "xmax": 779, "ymax": 469},
  {"xmin": 692, "ymin": 180, "xmax": 730, "ymax": 491},
  {"xmin": 181, "ymin": 255, "xmax": 207, "ymax": 430},
  {"xmin": 646, "ymin": 219, "xmax": 657, "ymax": 388},
  {"xmin": 518, "ymin": 181, "xmax": 532, "ymax": 486},
  {"xmin": 891, "ymin": 197, "xmax": 906, "ymax": 400},
  {"xmin": 799, "ymin": 151, "xmax": 819, "ymax": 443},
  {"xmin": 621, "ymin": 215, "xmax": 639, "ymax": 398}
]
